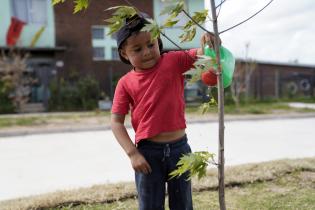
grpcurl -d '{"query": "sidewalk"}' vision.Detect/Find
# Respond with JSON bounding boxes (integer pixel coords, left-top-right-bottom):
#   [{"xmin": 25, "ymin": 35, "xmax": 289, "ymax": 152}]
[{"xmin": 1, "ymin": 112, "xmax": 315, "ymax": 137}]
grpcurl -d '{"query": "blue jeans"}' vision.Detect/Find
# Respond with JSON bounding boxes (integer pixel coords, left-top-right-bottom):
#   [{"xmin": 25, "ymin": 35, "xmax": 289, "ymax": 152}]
[{"xmin": 135, "ymin": 135, "xmax": 193, "ymax": 210}]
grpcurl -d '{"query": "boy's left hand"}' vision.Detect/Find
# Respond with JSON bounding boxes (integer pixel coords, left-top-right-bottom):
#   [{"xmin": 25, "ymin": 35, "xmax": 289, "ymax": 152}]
[
  {"xmin": 197, "ymin": 32, "xmax": 222, "ymax": 55},
  {"xmin": 201, "ymin": 32, "xmax": 221, "ymax": 47}
]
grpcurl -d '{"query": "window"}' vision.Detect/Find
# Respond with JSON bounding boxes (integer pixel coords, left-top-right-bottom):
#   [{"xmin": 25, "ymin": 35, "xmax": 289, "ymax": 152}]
[
  {"xmin": 111, "ymin": 47, "xmax": 119, "ymax": 60},
  {"xmin": 93, "ymin": 47, "xmax": 105, "ymax": 60},
  {"xmin": 92, "ymin": 27, "xmax": 105, "ymax": 39},
  {"xmin": 158, "ymin": 0, "xmax": 188, "ymax": 27},
  {"xmin": 91, "ymin": 26, "xmax": 118, "ymax": 61},
  {"xmin": 11, "ymin": 0, "xmax": 47, "ymax": 25}
]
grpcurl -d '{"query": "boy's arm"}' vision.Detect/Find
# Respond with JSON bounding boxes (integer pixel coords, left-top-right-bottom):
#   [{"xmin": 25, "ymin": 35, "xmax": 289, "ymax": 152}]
[{"xmin": 111, "ymin": 113, "xmax": 152, "ymax": 174}]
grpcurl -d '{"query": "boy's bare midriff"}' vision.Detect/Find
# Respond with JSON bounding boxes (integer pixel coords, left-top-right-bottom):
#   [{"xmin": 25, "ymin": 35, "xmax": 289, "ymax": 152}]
[{"xmin": 148, "ymin": 129, "xmax": 186, "ymax": 143}]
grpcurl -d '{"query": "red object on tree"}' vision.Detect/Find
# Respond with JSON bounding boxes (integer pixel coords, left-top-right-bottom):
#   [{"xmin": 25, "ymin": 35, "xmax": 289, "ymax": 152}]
[
  {"xmin": 6, "ymin": 17, "xmax": 26, "ymax": 46},
  {"xmin": 201, "ymin": 69, "xmax": 217, "ymax": 86}
]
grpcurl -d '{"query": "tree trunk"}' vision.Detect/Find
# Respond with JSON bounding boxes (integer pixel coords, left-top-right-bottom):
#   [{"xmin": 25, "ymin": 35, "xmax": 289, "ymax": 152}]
[
  {"xmin": 245, "ymin": 63, "xmax": 251, "ymax": 103},
  {"xmin": 209, "ymin": 0, "xmax": 226, "ymax": 210}
]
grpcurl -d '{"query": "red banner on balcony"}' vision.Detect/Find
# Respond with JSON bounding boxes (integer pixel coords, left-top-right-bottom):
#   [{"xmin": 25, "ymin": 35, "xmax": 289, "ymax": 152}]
[{"xmin": 6, "ymin": 17, "xmax": 26, "ymax": 46}]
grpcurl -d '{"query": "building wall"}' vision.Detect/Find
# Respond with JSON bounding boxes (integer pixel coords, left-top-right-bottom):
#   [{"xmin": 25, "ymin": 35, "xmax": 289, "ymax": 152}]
[
  {"xmin": 252, "ymin": 63, "xmax": 315, "ymax": 99},
  {"xmin": 0, "ymin": 0, "xmax": 55, "ymax": 48}
]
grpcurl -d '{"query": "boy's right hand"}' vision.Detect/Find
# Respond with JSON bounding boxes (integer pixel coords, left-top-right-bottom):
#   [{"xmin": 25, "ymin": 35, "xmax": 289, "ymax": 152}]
[{"xmin": 129, "ymin": 150, "xmax": 152, "ymax": 174}]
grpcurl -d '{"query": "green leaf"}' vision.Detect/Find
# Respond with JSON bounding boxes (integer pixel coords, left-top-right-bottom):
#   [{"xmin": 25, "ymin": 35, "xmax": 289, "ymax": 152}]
[
  {"xmin": 141, "ymin": 19, "xmax": 161, "ymax": 41},
  {"xmin": 179, "ymin": 9, "xmax": 207, "ymax": 44},
  {"xmin": 169, "ymin": 151, "xmax": 215, "ymax": 180},
  {"xmin": 112, "ymin": 6, "xmax": 137, "ymax": 18},
  {"xmin": 200, "ymin": 97, "xmax": 217, "ymax": 114},
  {"xmin": 160, "ymin": 1, "xmax": 184, "ymax": 16},
  {"xmin": 163, "ymin": 19, "xmax": 179, "ymax": 28},
  {"xmin": 184, "ymin": 56, "xmax": 215, "ymax": 83},
  {"xmin": 105, "ymin": 15, "xmax": 124, "ymax": 35},
  {"xmin": 104, "ymin": 16, "xmax": 120, "ymax": 24},
  {"xmin": 192, "ymin": 9, "xmax": 208, "ymax": 23},
  {"xmin": 179, "ymin": 27, "xmax": 196, "ymax": 42},
  {"xmin": 194, "ymin": 55, "xmax": 214, "ymax": 66},
  {"xmin": 104, "ymin": 6, "xmax": 137, "ymax": 35},
  {"xmin": 73, "ymin": 0, "xmax": 89, "ymax": 13},
  {"xmin": 200, "ymin": 102, "xmax": 210, "ymax": 114},
  {"xmin": 181, "ymin": 9, "xmax": 207, "ymax": 32},
  {"xmin": 182, "ymin": 20, "xmax": 193, "ymax": 30},
  {"xmin": 52, "ymin": 0, "xmax": 66, "ymax": 6},
  {"xmin": 209, "ymin": 97, "xmax": 217, "ymax": 105},
  {"xmin": 107, "ymin": 21, "xmax": 123, "ymax": 35}
]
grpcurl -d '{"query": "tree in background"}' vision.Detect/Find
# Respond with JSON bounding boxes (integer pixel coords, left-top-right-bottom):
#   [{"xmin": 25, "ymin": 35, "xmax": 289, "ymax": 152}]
[
  {"xmin": 231, "ymin": 43, "xmax": 257, "ymax": 109},
  {"xmin": 0, "ymin": 50, "xmax": 36, "ymax": 113},
  {"xmin": 243, "ymin": 43, "xmax": 257, "ymax": 103}
]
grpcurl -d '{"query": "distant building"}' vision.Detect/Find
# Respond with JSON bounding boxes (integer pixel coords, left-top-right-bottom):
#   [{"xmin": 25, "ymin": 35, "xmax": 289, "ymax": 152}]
[
  {"xmin": 243, "ymin": 60, "xmax": 315, "ymax": 99},
  {"xmin": 0, "ymin": 0, "xmax": 64, "ymax": 112},
  {"xmin": 185, "ymin": 60, "xmax": 315, "ymax": 103}
]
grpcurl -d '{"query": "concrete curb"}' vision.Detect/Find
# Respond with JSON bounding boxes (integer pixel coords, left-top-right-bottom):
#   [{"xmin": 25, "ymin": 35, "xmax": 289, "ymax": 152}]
[{"xmin": 1, "ymin": 113, "xmax": 315, "ymax": 138}]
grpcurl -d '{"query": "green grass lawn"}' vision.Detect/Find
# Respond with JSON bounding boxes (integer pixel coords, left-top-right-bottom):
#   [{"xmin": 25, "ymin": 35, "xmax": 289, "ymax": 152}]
[
  {"xmin": 0, "ymin": 111, "xmax": 111, "ymax": 128},
  {"xmin": 1, "ymin": 99, "xmax": 315, "ymax": 129},
  {"xmin": 186, "ymin": 101, "xmax": 315, "ymax": 115},
  {"xmin": 2, "ymin": 158, "xmax": 314, "ymax": 210},
  {"xmin": 0, "ymin": 101, "xmax": 314, "ymax": 129},
  {"xmin": 0, "ymin": 116, "xmax": 45, "ymax": 127},
  {"xmin": 55, "ymin": 170, "xmax": 315, "ymax": 210}
]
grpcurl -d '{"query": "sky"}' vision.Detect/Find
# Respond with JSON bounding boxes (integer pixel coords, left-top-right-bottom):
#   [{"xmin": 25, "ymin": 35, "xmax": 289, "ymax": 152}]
[{"xmin": 204, "ymin": 0, "xmax": 315, "ymax": 66}]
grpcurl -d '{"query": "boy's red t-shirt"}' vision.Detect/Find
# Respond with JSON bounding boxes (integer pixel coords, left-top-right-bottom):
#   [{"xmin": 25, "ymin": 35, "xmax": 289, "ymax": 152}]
[{"xmin": 111, "ymin": 49, "xmax": 197, "ymax": 144}]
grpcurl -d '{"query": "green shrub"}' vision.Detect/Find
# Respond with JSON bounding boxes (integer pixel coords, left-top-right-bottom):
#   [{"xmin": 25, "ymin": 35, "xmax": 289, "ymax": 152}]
[
  {"xmin": 0, "ymin": 80, "xmax": 15, "ymax": 114},
  {"xmin": 59, "ymin": 81, "xmax": 82, "ymax": 111},
  {"xmin": 224, "ymin": 87, "xmax": 235, "ymax": 105},
  {"xmin": 48, "ymin": 76, "xmax": 100, "ymax": 111},
  {"xmin": 77, "ymin": 76, "xmax": 100, "ymax": 110}
]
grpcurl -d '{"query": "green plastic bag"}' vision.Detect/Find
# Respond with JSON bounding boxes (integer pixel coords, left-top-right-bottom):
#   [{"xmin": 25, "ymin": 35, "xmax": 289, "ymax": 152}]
[{"xmin": 204, "ymin": 45, "xmax": 235, "ymax": 88}]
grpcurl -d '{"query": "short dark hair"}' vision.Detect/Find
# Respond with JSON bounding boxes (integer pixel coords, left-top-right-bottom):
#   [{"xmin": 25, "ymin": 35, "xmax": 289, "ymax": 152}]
[{"xmin": 116, "ymin": 12, "xmax": 163, "ymax": 64}]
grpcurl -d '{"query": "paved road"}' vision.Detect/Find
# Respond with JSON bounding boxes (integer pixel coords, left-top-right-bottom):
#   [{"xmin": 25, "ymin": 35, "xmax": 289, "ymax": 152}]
[{"xmin": 0, "ymin": 117, "xmax": 314, "ymax": 201}]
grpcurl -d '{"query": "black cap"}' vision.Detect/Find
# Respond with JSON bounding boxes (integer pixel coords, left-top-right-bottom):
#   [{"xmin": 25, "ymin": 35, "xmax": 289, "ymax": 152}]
[
  {"xmin": 116, "ymin": 12, "xmax": 150, "ymax": 49},
  {"xmin": 116, "ymin": 12, "xmax": 163, "ymax": 64}
]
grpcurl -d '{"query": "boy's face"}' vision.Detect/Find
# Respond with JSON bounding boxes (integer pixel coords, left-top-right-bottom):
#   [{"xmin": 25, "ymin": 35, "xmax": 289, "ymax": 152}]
[{"xmin": 120, "ymin": 32, "xmax": 161, "ymax": 70}]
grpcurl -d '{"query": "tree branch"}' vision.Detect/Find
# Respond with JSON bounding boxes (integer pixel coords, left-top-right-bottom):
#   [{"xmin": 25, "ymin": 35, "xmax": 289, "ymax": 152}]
[
  {"xmin": 216, "ymin": 0, "xmax": 223, "ymax": 18},
  {"xmin": 182, "ymin": 10, "xmax": 213, "ymax": 34},
  {"xmin": 216, "ymin": 0, "xmax": 227, "ymax": 9},
  {"xmin": 160, "ymin": 31, "xmax": 195, "ymax": 60},
  {"xmin": 219, "ymin": 0, "xmax": 274, "ymax": 34}
]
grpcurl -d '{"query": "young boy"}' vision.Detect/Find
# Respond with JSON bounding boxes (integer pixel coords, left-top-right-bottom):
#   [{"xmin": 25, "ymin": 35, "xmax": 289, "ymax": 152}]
[{"xmin": 111, "ymin": 12, "xmax": 216, "ymax": 210}]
